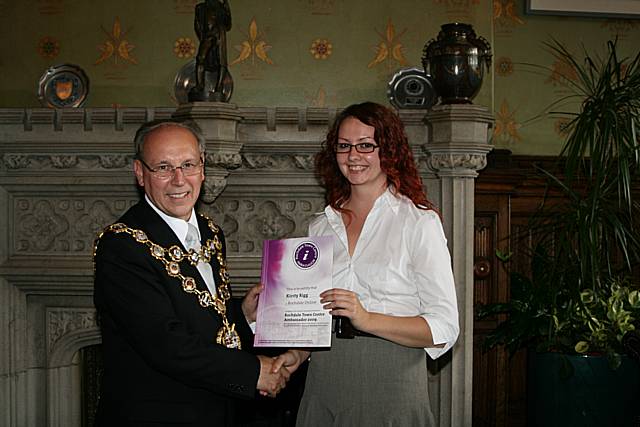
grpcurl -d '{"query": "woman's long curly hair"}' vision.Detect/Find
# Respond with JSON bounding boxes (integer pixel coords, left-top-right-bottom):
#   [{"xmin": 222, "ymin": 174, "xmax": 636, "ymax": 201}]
[{"xmin": 316, "ymin": 102, "xmax": 435, "ymax": 212}]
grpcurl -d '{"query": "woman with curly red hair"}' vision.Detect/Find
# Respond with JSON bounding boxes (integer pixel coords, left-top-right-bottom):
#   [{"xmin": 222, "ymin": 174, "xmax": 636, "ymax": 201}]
[{"xmin": 276, "ymin": 102, "xmax": 459, "ymax": 426}]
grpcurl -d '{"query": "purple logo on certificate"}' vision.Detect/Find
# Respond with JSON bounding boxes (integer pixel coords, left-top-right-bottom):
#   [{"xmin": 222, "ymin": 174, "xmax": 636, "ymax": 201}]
[{"xmin": 294, "ymin": 242, "xmax": 319, "ymax": 269}]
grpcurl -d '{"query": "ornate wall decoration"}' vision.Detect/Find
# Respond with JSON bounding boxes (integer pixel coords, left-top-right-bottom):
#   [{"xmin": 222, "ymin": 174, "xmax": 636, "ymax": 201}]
[
  {"xmin": 230, "ymin": 17, "xmax": 273, "ymax": 80},
  {"xmin": 204, "ymin": 200, "xmax": 243, "ymax": 252},
  {"xmin": 15, "ymin": 198, "xmax": 133, "ymax": 253},
  {"xmin": 50, "ymin": 155, "xmax": 78, "ymax": 169},
  {"xmin": 554, "ymin": 117, "xmax": 572, "ymax": 137},
  {"xmin": 368, "ymin": 19, "xmax": 408, "ymax": 71},
  {"xmin": 37, "ymin": 36, "xmax": 60, "ymax": 59},
  {"xmin": 241, "ymin": 153, "xmax": 315, "ymax": 170},
  {"xmin": 493, "ymin": 0, "xmax": 525, "ymax": 35},
  {"xmin": 546, "ymin": 55, "xmax": 578, "ymax": 87},
  {"xmin": 495, "ymin": 56, "xmax": 514, "ymax": 77},
  {"xmin": 310, "ymin": 38, "xmax": 332, "ymax": 60},
  {"xmin": 292, "ymin": 154, "xmax": 315, "ymax": 169},
  {"xmin": 47, "ymin": 308, "xmax": 98, "ymax": 353},
  {"xmin": 427, "ymin": 152, "xmax": 488, "ymax": 171},
  {"xmin": 17, "ymin": 200, "xmax": 69, "ymax": 252},
  {"xmin": 174, "ymin": 37, "xmax": 196, "ymax": 59},
  {"xmin": 493, "ymin": 99, "xmax": 522, "ymax": 145},
  {"xmin": 305, "ymin": 86, "xmax": 336, "ymax": 107},
  {"xmin": 201, "ymin": 176, "xmax": 228, "ymax": 203},
  {"xmin": 205, "ymin": 198, "xmax": 324, "ymax": 254},
  {"xmin": 245, "ymin": 201, "xmax": 297, "ymax": 241},
  {"xmin": 2, "ymin": 154, "xmax": 134, "ymax": 171},
  {"xmin": 205, "ymin": 152, "xmax": 242, "ymax": 169},
  {"xmin": 99, "ymin": 154, "xmax": 131, "ymax": 169},
  {"xmin": 3, "ymin": 154, "xmax": 31, "ymax": 169},
  {"xmin": 95, "ymin": 16, "xmax": 137, "ymax": 80},
  {"xmin": 204, "ymin": 200, "xmax": 240, "ymax": 234},
  {"xmin": 76, "ymin": 201, "xmax": 120, "ymax": 240}
]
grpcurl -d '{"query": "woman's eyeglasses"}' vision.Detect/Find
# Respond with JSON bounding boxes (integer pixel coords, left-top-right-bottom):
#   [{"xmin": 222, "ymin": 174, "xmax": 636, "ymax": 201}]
[{"xmin": 334, "ymin": 142, "xmax": 379, "ymax": 153}]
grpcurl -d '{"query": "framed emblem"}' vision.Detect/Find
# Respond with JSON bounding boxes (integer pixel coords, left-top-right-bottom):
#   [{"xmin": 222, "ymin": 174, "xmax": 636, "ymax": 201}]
[
  {"xmin": 387, "ymin": 67, "xmax": 437, "ymax": 110},
  {"xmin": 38, "ymin": 64, "xmax": 89, "ymax": 108}
]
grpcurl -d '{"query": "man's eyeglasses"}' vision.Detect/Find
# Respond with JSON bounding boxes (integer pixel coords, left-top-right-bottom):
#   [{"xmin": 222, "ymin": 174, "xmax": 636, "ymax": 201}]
[
  {"xmin": 334, "ymin": 142, "xmax": 379, "ymax": 154},
  {"xmin": 139, "ymin": 158, "xmax": 204, "ymax": 179}
]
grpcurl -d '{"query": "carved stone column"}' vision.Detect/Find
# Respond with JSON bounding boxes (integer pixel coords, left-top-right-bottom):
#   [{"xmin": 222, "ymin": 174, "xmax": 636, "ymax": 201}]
[
  {"xmin": 424, "ymin": 104, "xmax": 493, "ymax": 427},
  {"xmin": 173, "ymin": 102, "xmax": 243, "ymax": 203}
]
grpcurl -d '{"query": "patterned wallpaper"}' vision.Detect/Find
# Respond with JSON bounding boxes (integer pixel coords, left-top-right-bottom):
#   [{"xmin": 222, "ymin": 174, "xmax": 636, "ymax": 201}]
[{"xmin": 0, "ymin": 0, "xmax": 638, "ymax": 155}]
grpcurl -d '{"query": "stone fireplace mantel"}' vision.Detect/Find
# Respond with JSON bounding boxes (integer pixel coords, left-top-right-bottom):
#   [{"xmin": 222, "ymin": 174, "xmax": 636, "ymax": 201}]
[{"xmin": 0, "ymin": 103, "xmax": 492, "ymax": 427}]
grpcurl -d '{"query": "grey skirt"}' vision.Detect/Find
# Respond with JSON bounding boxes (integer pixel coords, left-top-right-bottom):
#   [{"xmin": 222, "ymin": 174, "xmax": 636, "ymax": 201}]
[{"xmin": 296, "ymin": 335, "xmax": 435, "ymax": 427}]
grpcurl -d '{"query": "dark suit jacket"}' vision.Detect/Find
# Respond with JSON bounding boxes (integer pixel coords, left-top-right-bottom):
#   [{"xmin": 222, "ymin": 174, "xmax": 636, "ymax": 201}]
[{"xmin": 94, "ymin": 200, "xmax": 259, "ymax": 426}]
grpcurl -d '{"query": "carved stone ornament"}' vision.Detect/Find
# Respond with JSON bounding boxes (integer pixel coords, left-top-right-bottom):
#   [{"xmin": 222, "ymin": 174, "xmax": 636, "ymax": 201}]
[
  {"xmin": 47, "ymin": 308, "xmax": 98, "ymax": 352},
  {"xmin": 19, "ymin": 200, "xmax": 70, "ymax": 251},
  {"xmin": 242, "ymin": 154, "xmax": 315, "ymax": 170},
  {"xmin": 15, "ymin": 198, "xmax": 130, "ymax": 254},
  {"xmin": 427, "ymin": 152, "xmax": 488, "ymax": 171},
  {"xmin": 205, "ymin": 152, "xmax": 242, "ymax": 169},
  {"xmin": 99, "ymin": 154, "xmax": 131, "ymax": 169},
  {"xmin": 3, "ymin": 154, "xmax": 134, "ymax": 170},
  {"xmin": 245, "ymin": 201, "xmax": 296, "ymax": 240},
  {"xmin": 3, "ymin": 154, "xmax": 31, "ymax": 169},
  {"xmin": 201, "ymin": 176, "xmax": 228, "ymax": 203}
]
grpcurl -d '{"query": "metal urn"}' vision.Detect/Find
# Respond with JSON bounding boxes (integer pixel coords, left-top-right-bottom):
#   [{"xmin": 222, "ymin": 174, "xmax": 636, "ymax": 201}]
[{"xmin": 421, "ymin": 23, "xmax": 492, "ymax": 104}]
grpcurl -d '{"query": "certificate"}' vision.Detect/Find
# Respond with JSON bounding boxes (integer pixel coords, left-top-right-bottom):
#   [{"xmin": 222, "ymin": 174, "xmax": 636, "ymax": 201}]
[{"xmin": 254, "ymin": 236, "xmax": 333, "ymax": 347}]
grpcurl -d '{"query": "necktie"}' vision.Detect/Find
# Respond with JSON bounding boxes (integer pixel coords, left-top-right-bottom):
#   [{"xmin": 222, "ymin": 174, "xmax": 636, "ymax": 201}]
[
  {"xmin": 185, "ymin": 223, "xmax": 217, "ymax": 297},
  {"xmin": 185, "ymin": 223, "xmax": 200, "ymax": 251}
]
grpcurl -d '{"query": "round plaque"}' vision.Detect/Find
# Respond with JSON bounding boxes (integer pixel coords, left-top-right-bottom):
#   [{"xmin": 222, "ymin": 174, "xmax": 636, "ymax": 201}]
[
  {"xmin": 37, "ymin": 64, "xmax": 89, "ymax": 108},
  {"xmin": 173, "ymin": 59, "xmax": 233, "ymax": 104},
  {"xmin": 387, "ymin": 67, "xmax": 436, "ymax": 110}
]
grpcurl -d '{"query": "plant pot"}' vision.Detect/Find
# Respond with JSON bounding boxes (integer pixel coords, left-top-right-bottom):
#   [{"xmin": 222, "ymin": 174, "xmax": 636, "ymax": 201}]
[{"xmin": 527, "ymin": 352, "xmax": 640, "ymax": 427}]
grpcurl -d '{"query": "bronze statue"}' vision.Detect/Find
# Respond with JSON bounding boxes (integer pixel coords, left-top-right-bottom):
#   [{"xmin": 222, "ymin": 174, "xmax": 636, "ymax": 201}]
[{"xmin": 188, "ymin": 0, "xmax": 233, "ymax": 102}]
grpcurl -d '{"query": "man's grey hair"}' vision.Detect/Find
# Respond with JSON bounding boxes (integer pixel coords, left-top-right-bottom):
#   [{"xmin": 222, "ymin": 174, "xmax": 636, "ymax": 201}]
[{"xmin": 134, "ymin": 119, "xmax": 206, "ymax": 160}]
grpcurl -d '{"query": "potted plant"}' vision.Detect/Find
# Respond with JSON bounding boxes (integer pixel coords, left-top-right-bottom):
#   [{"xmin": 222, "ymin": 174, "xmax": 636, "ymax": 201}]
[{"xmin": 478, "ymin": 39, "xmax": 640, "ymax": 426}]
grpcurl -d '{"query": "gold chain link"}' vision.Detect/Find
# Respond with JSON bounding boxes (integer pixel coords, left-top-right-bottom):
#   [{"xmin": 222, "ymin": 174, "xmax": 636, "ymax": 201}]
[{"xmin": 94, "ymin": 216, "xmax": 241, "ymax": 349}]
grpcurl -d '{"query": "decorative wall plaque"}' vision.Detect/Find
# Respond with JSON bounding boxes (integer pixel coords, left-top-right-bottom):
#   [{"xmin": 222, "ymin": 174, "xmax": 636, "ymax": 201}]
[
  {"xmin": 38, "ymin": 64, "xmax": 89, "ymax": 108},
  {"xmin": 387, "ymin": 67, "xmax": 436, "ymax": 109}
]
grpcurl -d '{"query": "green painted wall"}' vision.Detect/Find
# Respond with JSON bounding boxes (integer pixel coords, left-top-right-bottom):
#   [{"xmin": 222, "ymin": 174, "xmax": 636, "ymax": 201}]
[{"xmin": 1, "ymin": 0, "xmax": 638, "ymax": 155}]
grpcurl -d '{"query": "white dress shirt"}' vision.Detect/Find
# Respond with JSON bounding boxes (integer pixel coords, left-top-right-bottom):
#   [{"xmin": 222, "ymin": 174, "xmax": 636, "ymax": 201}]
[
  {"xmin": 308, "ymin": 188, "xmax": 460, "ymax": 359},
  {"xmin": 145, "ymin": 195, "xmax": 217, "ymax": 297}
]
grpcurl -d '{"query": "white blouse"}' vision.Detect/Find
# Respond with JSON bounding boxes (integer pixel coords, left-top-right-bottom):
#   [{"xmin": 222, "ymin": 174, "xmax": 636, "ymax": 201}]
[{"xmin": 309, "ymin": 189, "xmax": 459, "ymax": 359}]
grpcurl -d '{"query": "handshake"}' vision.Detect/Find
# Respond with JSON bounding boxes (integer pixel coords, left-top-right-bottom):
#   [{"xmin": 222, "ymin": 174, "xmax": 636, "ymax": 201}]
[
  {"xmin": 256, "ymin": 349, "xmax": 310, "ymax": 398},
  {"xmin": 243, "ymin": 284, "xmax": 311, "ymax": 397}
]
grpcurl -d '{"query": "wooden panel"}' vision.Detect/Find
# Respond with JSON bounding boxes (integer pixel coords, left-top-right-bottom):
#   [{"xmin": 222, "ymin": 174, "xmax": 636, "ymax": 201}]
[
  {"xmin": 473, "ymin": 149, "xmax": 640, "ymax": 426},
  {"xmin": 473, "ymin": 193, "xmax": 510, "ymax": 427},
  {"xmin": 473, "ymin": 150, "xmax": 551, "ymax": 427}
]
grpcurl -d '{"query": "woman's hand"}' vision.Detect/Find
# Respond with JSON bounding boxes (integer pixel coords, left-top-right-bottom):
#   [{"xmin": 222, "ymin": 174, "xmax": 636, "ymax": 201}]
[
  {"xmin": 273, "ymin": 349, "xmax": 310, "ymax": 375},
  {"xmin": 321, "ymin": 288, "xmax": 439, "ymax": 348},
  {"xmin": 320, "ymin": 288, "xmax": 371, "ymax": 331}
]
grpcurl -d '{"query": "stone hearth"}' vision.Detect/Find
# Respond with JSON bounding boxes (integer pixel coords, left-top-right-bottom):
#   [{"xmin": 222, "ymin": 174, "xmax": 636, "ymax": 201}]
[{"xmin": 0, "ymin": 103, "xmax": 492, "ymax": 427}]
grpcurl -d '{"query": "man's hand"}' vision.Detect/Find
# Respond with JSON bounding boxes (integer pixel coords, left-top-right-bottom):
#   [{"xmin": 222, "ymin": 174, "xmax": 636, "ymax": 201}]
[
  {"xmin": 256, "ymin": 355, "xmax": 290, "ymax": 398},
  {"xmin": 273, "ymin": 349, "xmax": 310, "ymax": 375},
  {"xmin": 241, "ymin": 283, "xmax": 263, "ymax": 323}
]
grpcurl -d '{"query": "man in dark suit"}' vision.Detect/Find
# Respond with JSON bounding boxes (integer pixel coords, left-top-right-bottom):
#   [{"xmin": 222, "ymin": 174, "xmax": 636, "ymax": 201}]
[{"xmin": 93, "ymin": 119, "xmax": 288, "ymax": 426}]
